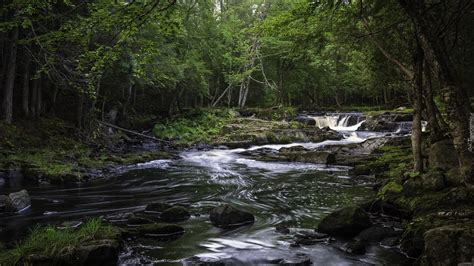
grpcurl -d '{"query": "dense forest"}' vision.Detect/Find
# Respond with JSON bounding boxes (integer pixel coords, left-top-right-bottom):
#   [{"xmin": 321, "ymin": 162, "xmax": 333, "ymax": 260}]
[{"xmin": 0, "ymin": 0, "xmax": 473, "ymax": 265}]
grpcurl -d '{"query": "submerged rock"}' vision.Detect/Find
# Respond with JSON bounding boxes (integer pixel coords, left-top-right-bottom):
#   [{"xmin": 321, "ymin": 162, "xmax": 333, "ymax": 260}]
[
  {"xmin": 342, "ymin": 239, "xmax": 367, "ymax": 255},
  {"xmin": 160, "ymin": 206, "xmax": 191, "ymax": 222},
  {"xmin": 126, "ymin": 216, "xmax": 155, "ymax": 226},
  {"xmin": 209, "ymin": 204, "xmax": 255, "ymax": 228},
  {"xmin": 145, "ymin": 202, "xmax": 172, "ymax": 213},
  {"xmin": 355, "ymin": 226, "xmax": 401, "ymax": 242},
  {"xmin": 134, "ymin": 223, "xmax": 185, "ymax": 239},
  {"xmin": 317, "ymin": 206, "xmax": 371, "ymax": 237}
]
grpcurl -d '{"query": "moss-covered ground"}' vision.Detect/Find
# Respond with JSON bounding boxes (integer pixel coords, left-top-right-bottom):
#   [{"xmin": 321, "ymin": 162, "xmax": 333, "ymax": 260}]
[
  {"xmin": 0, "ymin": 219, "xmax": 121, "ymax": 265},
  {"xmin": 354, "ymin": 136, "xmax": 474, "ymax": 260},
  {"xmin": 0, "ymin": 118, "xmax": 174, "ymax": 183}
]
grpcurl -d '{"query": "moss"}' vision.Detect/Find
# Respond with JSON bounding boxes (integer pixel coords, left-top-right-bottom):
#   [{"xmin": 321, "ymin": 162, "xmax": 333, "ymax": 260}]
[
  {"xmin": 0, "ymin": 219, "xmax": 120, "ymax": 265},
  {"xmin": 378, "ymin": 181, "xmax": 403, "ymax": 200}
]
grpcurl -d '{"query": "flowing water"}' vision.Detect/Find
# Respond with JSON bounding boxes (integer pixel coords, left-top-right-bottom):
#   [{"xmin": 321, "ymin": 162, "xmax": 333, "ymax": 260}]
[{"xmin": 0, "ymin": 114, "xmax": 411, "ymax": 265}]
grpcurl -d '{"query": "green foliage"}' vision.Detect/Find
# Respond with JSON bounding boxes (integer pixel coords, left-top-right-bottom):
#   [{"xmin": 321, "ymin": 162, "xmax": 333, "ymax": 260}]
[
  {"xmin": 0, "ymin": 219, "xmax": 119, "ymax": 265},
  {"xmin": 153, "ymin": 108, "xmax": 236, "ymax": 144}
]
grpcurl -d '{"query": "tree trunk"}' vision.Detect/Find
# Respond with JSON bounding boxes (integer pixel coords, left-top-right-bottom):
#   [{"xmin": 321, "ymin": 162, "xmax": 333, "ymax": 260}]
[
  {"xmin": 422, "ymin": 58, "xmax": 444, "ymax": 142},
  {"xmin": 30, "ymin": 76, "xmax": 38, "ymax": 117},
  {"xmin": 35, "ymin": 78, "xmax": 42, "ymax": 117},
  {"xmin": 3, "ymin": 27, "xmax": 19, "ymax": 124},
  {"xmin": 22, "ymin": 50, "xmax": 31, "ymax": 117},
  {"xmin": 412, "ymin": 46, "xmax": 424, "ymax": 173}
]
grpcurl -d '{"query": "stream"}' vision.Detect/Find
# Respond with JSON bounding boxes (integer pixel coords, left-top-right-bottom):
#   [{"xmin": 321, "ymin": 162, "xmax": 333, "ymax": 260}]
[{"xmin": 0, "ymin": 114, "xmax": 412, "ymax": 265}]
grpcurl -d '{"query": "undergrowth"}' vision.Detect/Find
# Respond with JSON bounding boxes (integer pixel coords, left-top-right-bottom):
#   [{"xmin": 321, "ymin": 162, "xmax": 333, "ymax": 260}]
[{"xmin": 153, "ymin": 108, "xmax": 236, "ymax": 144}]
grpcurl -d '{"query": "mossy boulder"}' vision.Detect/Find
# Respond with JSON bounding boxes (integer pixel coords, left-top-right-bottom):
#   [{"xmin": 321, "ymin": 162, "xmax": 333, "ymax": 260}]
[
  {"xmin": 422, "ymin": 223, "xmax": 474, "ymax": 266},
  {"xmin": 317, "ymin": 206, "xmax": 372, "ymax": 237},
  {"xmin": 74, "ymin": 239, "xmax": 120, "ymax": 266},
  {"xmin": 209, "ymin": 204, "xmax": 255, "ymax": 228},
  {"xmin": 428, "ymin": 139, "xmax": 459, "ymax": 172},
  {"xmin": 160, "ymin": 206, "xmax": 191, "ymax": 222}
]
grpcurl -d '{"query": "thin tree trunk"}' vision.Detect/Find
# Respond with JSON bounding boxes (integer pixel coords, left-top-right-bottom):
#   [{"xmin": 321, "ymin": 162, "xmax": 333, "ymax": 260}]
[
  {"xmin": 422, "ymin": 59, "xmax": 443, "ymax": 142},
  {"xmin": 3, "ymin": 27, "xmax": 19, "ymax": 124},
  {"xmin": 412, "ymin": 45, "xmax": 424, "ymax": 173},
  {"xmin": 30, "ymin": 76, "xmax": 38, "ymax": 117},
  {"xmin": 22, "ymin": 50, "xmax": 31, "ymax": 117},
  {"xmin": 35, "ymin": 78, "xmax": 42, "ymax": 117}
]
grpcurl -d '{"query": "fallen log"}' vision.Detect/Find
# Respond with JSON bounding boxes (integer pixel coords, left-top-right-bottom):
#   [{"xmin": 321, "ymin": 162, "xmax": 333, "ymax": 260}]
[{"xmin": 96, "ymin": 120, "xmax": 170, "ymax": 143}]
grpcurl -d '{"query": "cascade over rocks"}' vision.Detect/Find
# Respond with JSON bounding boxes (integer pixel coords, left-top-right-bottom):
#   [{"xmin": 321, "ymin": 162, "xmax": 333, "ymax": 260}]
[
  {"xmin": 209, "ymin": 204, "xmax": 255, "ymax": 227},
  {"xmin": 317, "ymin": 206, "xmax": 372, "ymax": 237}
]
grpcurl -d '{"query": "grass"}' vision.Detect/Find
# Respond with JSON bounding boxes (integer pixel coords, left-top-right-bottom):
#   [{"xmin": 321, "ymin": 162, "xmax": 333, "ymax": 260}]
[{"xmin": 0, "ymin": 219, "xmax": 119, "ymax": 265}]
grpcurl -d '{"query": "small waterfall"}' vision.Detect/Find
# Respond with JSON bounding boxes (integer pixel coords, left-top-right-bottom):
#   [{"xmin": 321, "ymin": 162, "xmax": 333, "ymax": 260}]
[
  {"xmin": 310, "ymin": 113, "xmax": 365, "ymax": 131},
  {"xmin": 313, "ymin": 116, "xmax": 339, "ymax": 128}
]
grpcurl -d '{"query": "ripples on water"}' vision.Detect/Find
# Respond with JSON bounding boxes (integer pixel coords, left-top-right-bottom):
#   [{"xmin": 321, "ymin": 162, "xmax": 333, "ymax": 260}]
[{"xmin": 0, "ymin": 129, "xmax": 410, "ymax": 265}]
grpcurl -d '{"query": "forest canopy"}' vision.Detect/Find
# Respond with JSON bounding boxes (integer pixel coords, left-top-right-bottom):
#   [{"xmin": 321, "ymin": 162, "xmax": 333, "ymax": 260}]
[{"xmin": 1, "ymin": 0, "xmax": 473, "ymax": 178}]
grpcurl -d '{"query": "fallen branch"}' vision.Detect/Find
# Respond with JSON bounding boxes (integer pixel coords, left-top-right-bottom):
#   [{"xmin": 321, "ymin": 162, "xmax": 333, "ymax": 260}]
[{"xmin": 96, "ymin": 120, "xmax": 170, "ymax": 143}]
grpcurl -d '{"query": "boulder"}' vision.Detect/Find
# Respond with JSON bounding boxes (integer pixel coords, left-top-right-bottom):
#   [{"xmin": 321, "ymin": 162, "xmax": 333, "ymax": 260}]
[
  {"xmin": 134, "ymin": 223, "xmax": 185, "ymax": 239},
  {"xmin": 279, "ymin": 147, "xmax": 336, "ymax": 164},
  {"xmin": 209, "ymin": 204, "xmax": 255, "ymax": 228},
  {"xmin": 355, "ymin": 226, "xmax": 401, "ymax": 242},
  {"xmin": 145, "ymin": 202, "xmax": 172, "ymax": 213},
  {"xmin": 380, "ymin": 237, "xmax": 400, "ymax": 247},
  {"xmin": 422, "ymin": 224, "xmax": 474, "ymax": 266},
  {"xmin": 160, "ymin": 206, "xmax": 191, "ymax": 222},
  {"xmin": 317, "ymin": 206, "xmax": 372, "ymax": 237},
  {"xmin": 126, "ymin": 216, "xmax": 155, "ymax": 226},
  {"xmin": 74, "ymin": 239, "xmax": 119, "ymax": 266},
  {"xmin": 8, "ymin": 190, "xmax": 31, "ymax": 212},
  {"xmin": 428, "ymin": 139, "xmax": 459, "ymax": 172}
]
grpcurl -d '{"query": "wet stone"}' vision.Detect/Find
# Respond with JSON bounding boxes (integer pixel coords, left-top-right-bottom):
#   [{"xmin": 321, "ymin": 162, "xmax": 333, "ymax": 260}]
[
  {"xmin": 380, "ymin": 237, "xmax": 400, "ymax": 247},
  {"xmin": 209, "ymin": 204, "xmax": 255, "ymax": 228},
  {"xmin": 8, "ymin": 190, "xmax": 31, "ymax": 212},
  {"xmin": 343, "ymin": 239, "xmax": 367, "ymax": 255},
  {"xmin": 133, "ymin": 223, "xmax": 185, "ymax": 240},
  {"xmin": 127, "ymin": 216, "xmax": 155, "ymax": 227},
  {"xmin": 160, "ymin": 206, "xmax": 191, "ymax": 222}
]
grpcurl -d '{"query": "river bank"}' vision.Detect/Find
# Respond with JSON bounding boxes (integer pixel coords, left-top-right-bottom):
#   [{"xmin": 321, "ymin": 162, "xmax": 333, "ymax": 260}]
[{"xmin": 1, "ymin": 108, "xmax": 471, "ymax": 265}]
